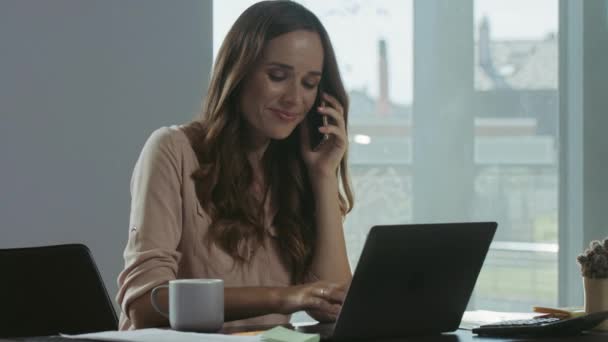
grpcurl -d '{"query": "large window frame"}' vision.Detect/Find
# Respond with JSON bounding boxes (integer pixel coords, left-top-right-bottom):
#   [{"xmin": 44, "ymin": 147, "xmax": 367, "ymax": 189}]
[
  {"xmin": 558, "ymin": 0, "xmax": 584, "ymax": 307},
  {"xmin": 208, "ymin": 0, "xmax": 608, "ymax": 308},
  {"xmin": 414, "ymin": 0, "xmax": 608, "ymax": 308},
  {"xmin": 414, "ymin": 0, "xmax": 559, "ymax": 310}
]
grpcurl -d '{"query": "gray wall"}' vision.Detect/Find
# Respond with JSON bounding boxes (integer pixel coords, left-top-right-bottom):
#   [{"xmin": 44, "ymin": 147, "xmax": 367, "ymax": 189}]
[{"xmin": 0, "ymin": 0, "xmax": 213, "ymax": 312}]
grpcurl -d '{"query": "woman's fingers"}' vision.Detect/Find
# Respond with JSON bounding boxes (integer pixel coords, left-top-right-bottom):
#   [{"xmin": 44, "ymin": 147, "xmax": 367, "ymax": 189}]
[
  {"xmin": 291, "ymin": 281, "xmax": 348, "ymax": 321},
  {"xmin": 321, "ymin": 93, "xmax": 344, "ymax": 116},
  {"xmin": 318, "ymin": 92, "xmax": 345, "ymax": 130},
  {"xmin": 316, "ymin": 303, "xmax": 341, "ymax": 316},
  {"xmin": 319, "ymin": 125, "xmax": 347, "ymax": 149},
  {"xmin": 317, "ymin": 283, "xmax": 347, "ymax": 304},
  {"xmin": 300, "ymin": 281, "xmax": 349, "ymax": 322},
  {"xmin": 317, "ymin": 93, "xmax": 347, "ymax": 151},
  {"xmin": 317, "ymin": 105, "xmax": 345, "ymax": 130},
  {"xmin": 307, "ymin": 299, "xmax": 341, "ymax": 316}
]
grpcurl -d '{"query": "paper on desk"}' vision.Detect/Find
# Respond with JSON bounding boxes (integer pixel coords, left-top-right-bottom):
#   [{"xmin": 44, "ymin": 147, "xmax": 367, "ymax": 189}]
[
  {"xmin": 61, "ymin": 328, "xmax": 261, "ymax": 342},
  {"xmin": 261, "ymin": 326, "xmax": 319, "ymax": 342},
  {"xmin": 459, "ymin": 310, "xmax": 539, "ymax": 330}
]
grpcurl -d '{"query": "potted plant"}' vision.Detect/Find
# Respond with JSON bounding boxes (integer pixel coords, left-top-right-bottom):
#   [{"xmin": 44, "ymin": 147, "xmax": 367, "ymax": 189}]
[{"xmin": 577, "ymin": 238, "xmax": 608, "ymax": 331}]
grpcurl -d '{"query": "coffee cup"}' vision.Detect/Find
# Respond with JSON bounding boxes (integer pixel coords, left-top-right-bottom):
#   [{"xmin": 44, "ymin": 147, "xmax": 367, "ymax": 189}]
[{"xmin": 151, "ymin": 279, "xmax": 224, "ymax": 332}]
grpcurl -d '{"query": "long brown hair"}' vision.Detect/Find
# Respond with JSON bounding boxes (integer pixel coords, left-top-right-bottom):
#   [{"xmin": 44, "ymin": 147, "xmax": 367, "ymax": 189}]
[{"xmin": 183, "ymin": 0, "xmax": 353, "ymax": 283}]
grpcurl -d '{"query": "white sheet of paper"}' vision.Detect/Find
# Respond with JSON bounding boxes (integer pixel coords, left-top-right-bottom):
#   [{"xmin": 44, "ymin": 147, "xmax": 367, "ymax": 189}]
[
  {"xmin": 460, "ymin": 310, "xmax": 539, "ymax": 330},
  {"xmin": 61, "ymin": 328, "xmax": 261, "ymax": 342}
]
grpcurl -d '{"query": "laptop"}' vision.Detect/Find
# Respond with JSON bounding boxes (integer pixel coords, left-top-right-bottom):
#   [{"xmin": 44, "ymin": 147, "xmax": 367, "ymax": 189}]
[{"xmin": 296, "ymin": 222, "xmax": 497, "ymax": 340}]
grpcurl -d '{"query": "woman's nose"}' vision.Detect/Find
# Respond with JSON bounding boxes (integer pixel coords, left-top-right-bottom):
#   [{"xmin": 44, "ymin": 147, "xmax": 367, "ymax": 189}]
[{"xmin": 279, "ymin": 81, "xmax": 302, "ymax": 106}]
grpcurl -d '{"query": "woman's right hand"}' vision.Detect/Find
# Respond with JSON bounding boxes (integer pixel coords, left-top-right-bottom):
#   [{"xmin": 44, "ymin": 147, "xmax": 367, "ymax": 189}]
[{"xmin": 277, "ymin": 281, "xmax": 348, "ymax": 322}]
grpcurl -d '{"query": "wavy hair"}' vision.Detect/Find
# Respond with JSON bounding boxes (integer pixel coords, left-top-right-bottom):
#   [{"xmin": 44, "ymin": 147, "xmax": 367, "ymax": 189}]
[{"xmin": 182, "ymin": 0, "xmax": 353, "ymax": 283}]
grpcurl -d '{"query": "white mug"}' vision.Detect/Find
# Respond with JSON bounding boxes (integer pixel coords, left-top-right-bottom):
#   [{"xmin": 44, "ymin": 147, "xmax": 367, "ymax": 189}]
[{"xmin": 151, "ymin": 279, "xmax": 224, "ymax": 332}]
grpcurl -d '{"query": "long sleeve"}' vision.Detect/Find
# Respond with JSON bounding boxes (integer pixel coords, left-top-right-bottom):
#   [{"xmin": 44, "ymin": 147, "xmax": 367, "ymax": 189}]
[
  {"xmin": 115, "ymin": 125, "xmax": 295, "ymax": 330},
  {"xmin": 116, "ymin": 127, "xmax": 184, "ymax": 322}
]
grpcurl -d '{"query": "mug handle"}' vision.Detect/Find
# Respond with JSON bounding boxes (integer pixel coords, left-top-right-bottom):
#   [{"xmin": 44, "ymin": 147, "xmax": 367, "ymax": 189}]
[{"xmin": 150, "ymin": 285, "xmax": 169, "ymax": 319}]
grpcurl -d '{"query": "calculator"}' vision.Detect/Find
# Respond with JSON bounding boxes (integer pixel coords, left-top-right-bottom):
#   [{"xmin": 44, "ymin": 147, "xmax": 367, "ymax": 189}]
[{"xmin": 472, "ymin": 310, "xmax": 608, "ymax": 337}]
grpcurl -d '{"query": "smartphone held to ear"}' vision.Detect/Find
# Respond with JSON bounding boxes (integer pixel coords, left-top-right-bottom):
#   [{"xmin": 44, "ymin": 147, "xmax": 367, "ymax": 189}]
[{"xmin": 307, "ymin": 88, "xmax": 330, "ymax": 151}]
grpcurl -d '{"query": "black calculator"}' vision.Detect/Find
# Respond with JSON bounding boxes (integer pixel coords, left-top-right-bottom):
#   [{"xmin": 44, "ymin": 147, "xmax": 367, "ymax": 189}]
[{"xmin": 472, "ymin": 310, "xmax": 608, "ymax": 337}]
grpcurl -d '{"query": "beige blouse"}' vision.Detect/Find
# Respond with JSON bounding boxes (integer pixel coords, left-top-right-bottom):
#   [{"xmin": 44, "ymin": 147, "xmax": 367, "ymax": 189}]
[{"xmin": 116, "ymin": 126, "xmax": 294, "ymax": 330}]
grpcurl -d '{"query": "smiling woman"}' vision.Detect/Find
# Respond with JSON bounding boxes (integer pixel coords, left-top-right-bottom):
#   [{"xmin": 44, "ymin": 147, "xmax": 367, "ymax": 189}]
[
  {"xmin": 115, "ymin": 0, "xmax": 354, "ymax": 331},
  {"xmin": 239, "ymin": 30, "xmax": 324, "ymax": 142}
]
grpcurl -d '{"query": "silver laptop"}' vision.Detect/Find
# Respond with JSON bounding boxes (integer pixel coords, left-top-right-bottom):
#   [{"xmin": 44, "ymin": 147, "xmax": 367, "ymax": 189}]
[{"xmin": 296, "ymin": 222, "xmax": 497, "ymax": 340}]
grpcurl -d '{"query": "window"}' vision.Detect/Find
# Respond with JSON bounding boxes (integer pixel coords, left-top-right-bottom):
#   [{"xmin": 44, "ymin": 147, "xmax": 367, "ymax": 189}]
[
  {"xmin": 472, "ymin": 0, "xmax": 559, "ymax": 311},
  {"xmin": 213, "ymin": 0, "xmax": 559, "ymax": 312}
]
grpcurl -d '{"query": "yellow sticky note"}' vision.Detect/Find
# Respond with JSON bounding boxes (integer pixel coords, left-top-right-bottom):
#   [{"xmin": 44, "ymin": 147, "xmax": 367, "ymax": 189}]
[
  {"xmin": 261, "ymin": 326, "xmax": 320, "ymax": 342},
  {"xmin": 231, "ymin": 330, "xmax": 265, "ymax": 336}
]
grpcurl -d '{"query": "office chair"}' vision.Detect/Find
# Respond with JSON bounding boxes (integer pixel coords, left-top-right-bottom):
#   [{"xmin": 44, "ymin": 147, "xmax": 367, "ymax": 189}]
[{"xmin": 0, "ymin": 244, "xmax": 118, "ymax": 337}]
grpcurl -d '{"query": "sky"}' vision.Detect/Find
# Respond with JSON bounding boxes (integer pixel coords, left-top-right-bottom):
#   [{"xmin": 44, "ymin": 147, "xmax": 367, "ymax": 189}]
[{"xmin": 213, "ymin": 0, "xmax": 558, "ymax": 105}]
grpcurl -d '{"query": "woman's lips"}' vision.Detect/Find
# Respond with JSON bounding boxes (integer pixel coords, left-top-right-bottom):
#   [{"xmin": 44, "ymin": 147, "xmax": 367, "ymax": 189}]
[{"xmin": 269, "ymin": 108, "xmax": 299, "ymax": 122}]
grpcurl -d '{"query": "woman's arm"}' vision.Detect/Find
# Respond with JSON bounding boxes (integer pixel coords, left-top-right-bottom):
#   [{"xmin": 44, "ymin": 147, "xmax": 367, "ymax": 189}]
[
  {"xmin": 128, "ymin": 287, "xmax": 169, "ymax": 328},
  {"xmin": 303, "ymin": 92, "xmax": 352, "ymax": 284},
  {"xmin": 128, "ymin": 283, "xmax": 345, "ymax": 328},
  {"xmin": 117, "ymin": 128, "xmax": 184, "ymax": 329},
  {"xmin": 299, "ymin": 92, "xmax": 352, "ymax": 323},
  {"xmin": 225, "ymin": 283, "xmax": 343, "ymax": 321},
  {"xmin": 305, "ymin": 174, "xmax": 351, "ymax": 322},
  {"xmin": 309, "ymin": 174, "xmax": 352, "ymax": 283}
]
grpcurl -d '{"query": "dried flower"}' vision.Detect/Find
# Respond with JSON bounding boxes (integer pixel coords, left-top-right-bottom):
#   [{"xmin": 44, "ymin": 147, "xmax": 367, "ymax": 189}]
[
  {"xmin": 577, "ymin": 254, "xmax": 588, "ymax": 264},
  {"xmin": 577, "ymin": 238, "xmax": 608, "ymax": 278},
  {"xmin": 592, "ymin": 241, "xmax": 603, "ymax": 254}
]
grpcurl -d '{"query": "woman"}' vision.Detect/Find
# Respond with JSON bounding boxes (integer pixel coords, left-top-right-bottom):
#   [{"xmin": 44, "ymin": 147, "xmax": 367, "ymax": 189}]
[{"xmin": 116, "ymin": 0, "xmax": 354, "ymax": 330}]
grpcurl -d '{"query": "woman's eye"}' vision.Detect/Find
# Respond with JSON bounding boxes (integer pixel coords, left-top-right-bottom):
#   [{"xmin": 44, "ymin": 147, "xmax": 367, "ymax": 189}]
[
  {"xmin": 268, "ymin": 72, "xmax": 286, "ymax": 81},
  {"xmin": 303, "ymin": 82, "xmax": 317, "ymax": 89}
]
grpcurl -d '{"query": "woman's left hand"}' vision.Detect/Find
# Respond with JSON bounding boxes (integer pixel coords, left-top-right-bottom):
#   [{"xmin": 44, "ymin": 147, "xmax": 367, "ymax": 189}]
[{"xmin": 300, "ymin": 92, "xmax": 348, "ymax": 178}]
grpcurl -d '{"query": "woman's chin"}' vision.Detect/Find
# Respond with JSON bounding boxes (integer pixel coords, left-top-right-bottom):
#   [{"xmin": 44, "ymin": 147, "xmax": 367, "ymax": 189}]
[{"xmin": 268, "ymin": 128, "xmax": 296, "ymax": 140}]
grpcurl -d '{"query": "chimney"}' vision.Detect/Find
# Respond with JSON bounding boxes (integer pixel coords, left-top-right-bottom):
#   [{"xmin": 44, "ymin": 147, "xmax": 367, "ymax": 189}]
[
  {"xmin": 478, "ymin": 16, "xmax": 509, "ymax": 88},
  {"xmin": 479, "ymin": 16, "xmax": 492, "ymax": 70},
  {"xmin": 376, "ymin": 39, "xmax": 390, "ymax": 116}
]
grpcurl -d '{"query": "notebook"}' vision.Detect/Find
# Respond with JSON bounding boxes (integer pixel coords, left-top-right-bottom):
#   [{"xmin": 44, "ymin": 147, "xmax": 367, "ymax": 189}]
[{"xmin": 296, "ymin": 222, "xmax": 497, "ymax": 340}]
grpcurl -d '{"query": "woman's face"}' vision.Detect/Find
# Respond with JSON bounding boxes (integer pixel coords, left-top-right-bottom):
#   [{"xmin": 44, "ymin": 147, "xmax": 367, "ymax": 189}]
[{"xmin": 239, "ymin": 30, "xmax": 324, "ymax": 144}]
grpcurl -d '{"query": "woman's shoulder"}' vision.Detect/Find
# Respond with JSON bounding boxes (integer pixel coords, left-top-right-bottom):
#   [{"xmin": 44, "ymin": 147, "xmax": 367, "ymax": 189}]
[
  {"xmin": 139, "ymin": 125, "xmax": 194, "ymax": 158},
  {"xmin": 144, "ymin": 125, "xmax": 190, "ymax": 149},
  {"xmin": 135, "ymin": 125, "xmax": 198, "ymax": 171}
]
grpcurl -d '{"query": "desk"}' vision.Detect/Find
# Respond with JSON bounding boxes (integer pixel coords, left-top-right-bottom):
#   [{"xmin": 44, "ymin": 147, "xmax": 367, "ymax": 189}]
[{"xmin": 5, "ymin": 326, "xmax": 608, "ymax": 342}]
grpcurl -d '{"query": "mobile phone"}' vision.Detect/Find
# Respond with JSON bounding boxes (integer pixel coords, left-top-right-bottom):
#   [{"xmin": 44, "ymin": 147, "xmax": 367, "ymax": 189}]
[{"xmin": 307, "ymin": 87, "xmax": 330, "ymax": 151}]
